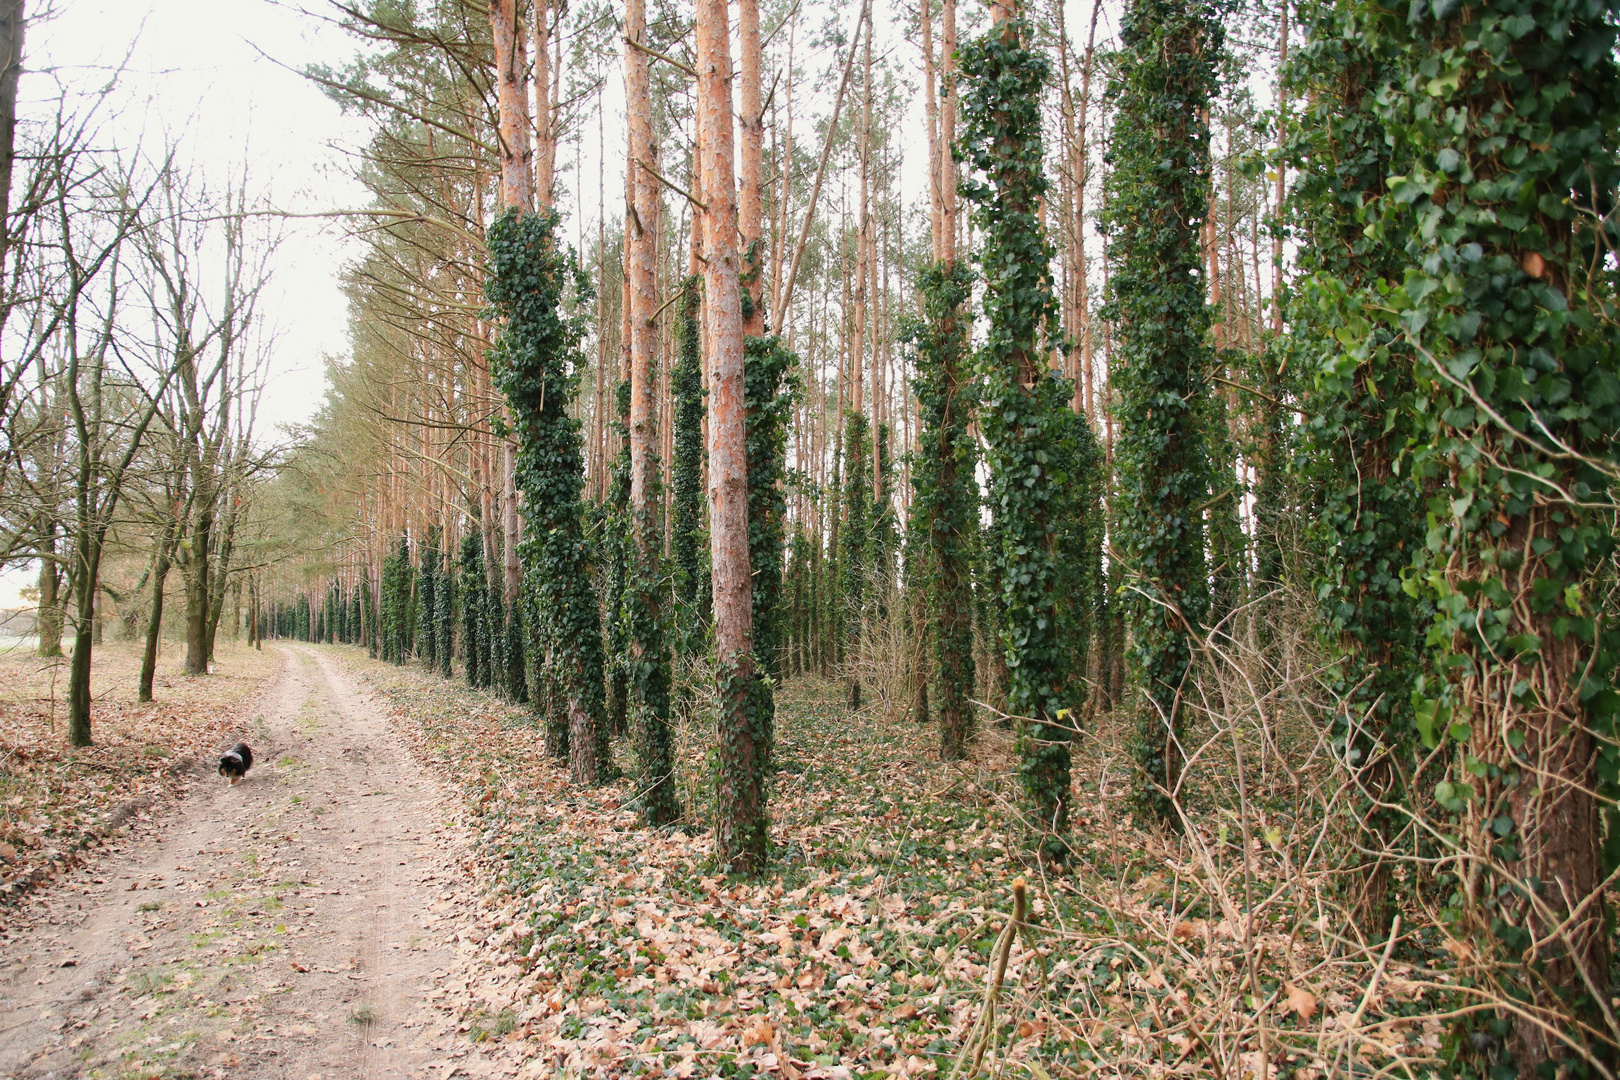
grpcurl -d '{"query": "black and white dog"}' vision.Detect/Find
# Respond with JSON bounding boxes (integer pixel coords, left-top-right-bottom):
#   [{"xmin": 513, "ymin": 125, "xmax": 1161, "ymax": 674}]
[{"xmin": 218, "ymin": 743, "xmax": 254, "ymax": 785}]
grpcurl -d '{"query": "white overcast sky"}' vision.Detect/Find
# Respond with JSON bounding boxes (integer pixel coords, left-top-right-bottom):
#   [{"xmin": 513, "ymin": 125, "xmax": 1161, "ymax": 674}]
[
  {"xmin": 0, "ymin": 0, "xmax": 369, "ymax": 606},
  {"xmin": 25, "ymin": 0, "xmax": 373, "ymax": 437}
]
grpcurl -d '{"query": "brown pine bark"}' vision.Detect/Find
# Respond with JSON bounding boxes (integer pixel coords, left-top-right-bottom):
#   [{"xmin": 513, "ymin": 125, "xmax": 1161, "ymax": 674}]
[
  {"xmin": 1075, "ymin": 0, "xmax": 1101, "ymax": 419},
  {"xmin": 737, "ymin": 0, "xmax": 766, "ymax": 336},
  {"xmin": 489, "ymin": 0, "xmax": 533, "ymax": 212},
  {"xmin": 1271, "ymin": 0, "xmax": 1287, "ymax": 335},
  {"xmin": 940, "ymin": 0, "xmax": 959, "ymax": 263},
  {"xmin": 922, "ymin": 0, "xmax": 943, "ymax": 262},
  {"xmin": 696, "ymin": 0, "xmax": 765, "ymax": 875},
  {"xmin": 534, "ymin": 0, "xmax": 554, "ymax": 210},
  {"xmin": 624, "ymin": 0, "xmax": 676, "ymax": 821}
]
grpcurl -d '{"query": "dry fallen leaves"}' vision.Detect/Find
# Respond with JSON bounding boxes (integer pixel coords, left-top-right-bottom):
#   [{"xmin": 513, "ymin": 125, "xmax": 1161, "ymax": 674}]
[{"xmin": 1285, "ymin": 982, "xmax": 1318, "ymax": 1023}]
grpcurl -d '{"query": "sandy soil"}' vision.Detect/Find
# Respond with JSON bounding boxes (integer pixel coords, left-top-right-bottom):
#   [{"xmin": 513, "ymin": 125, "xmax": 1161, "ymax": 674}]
[{"xmin": 0, "ymin": 644, "xmax": 483, "ymax": 1080}]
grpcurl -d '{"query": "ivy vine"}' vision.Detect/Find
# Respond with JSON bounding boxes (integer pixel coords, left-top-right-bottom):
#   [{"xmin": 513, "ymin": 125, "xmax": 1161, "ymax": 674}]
[
  {"xmin": 959, "ymin": 11, "xmax": 1080, "ymax": 857},
  {"xmin": 486, "ymin": 206, "xmax": 609, "ymax": 785},
  {"xmin": 905, "ymin": 260, "xmax": 979, "ymax": 760},
  {"xmin": 1101, "ymin": 0, "xmax": 1221, "ymax": 825}
]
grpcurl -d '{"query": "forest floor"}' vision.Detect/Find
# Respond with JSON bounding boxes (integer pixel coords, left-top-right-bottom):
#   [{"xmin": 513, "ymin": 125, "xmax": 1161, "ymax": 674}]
[{"xmin": 0, "ymin": 640, "xmax": 1449, "ymax": 1080}]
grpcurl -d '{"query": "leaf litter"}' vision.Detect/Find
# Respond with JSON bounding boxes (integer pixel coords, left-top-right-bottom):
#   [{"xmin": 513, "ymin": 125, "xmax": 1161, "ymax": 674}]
[{"xmin": 343, "ymin": 648, "xmax": 1454, "ymax": 1080}]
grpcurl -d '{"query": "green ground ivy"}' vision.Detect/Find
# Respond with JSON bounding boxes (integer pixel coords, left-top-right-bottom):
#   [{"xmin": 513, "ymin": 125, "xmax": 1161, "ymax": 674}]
[
  {"xmin": 486, "ymin": 208, "xmax": 608, "ymax": 782},
  {"xmin": 959, "ymin": 13, "xmax": 1080, "ymax": 853},
  {"xmin": 1101, "ymin": 0, "xmax": 1220, "ymax": 825}
]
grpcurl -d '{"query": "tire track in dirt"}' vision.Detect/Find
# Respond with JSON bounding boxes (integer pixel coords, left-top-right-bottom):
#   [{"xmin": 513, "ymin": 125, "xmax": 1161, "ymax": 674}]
[{"xmin": 0, "ymin": 644, "xmax": 481, "ymax": 1079}]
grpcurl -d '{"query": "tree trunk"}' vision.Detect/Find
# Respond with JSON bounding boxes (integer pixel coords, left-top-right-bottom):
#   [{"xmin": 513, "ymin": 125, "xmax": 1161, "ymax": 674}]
[
  {"xmin": 36, "ymin": 526, "xmax": 61, "ymax": 657},
  {"xmin": 737, "ymin": 0, "xmax": 765, "ymax": 336},
  {"xmin": 696, "ymin": 0, "xmax": 764, "ymax": 874},
  {"xmin": 183, "ymin": 502, "xmax": 213, "ymax": 675},
  {"xmin": 139, "ymin": 528, "xmax": 175, "ymax": 703},
  {"xmin": 939, "ymin": 0, "xmax": 958, "ymax": 263},
  {"xmin": 489, "ymin": 0, "xmax": 533, "ymax": 212},
  {"xmin": 625, "ymin": 0, "xmax": 678, "ymax": 824},
  {"xmin": 66, "ymin": 531, "xmax": 100, "ymax": 746},
  {"xmin": 534, "ymin": 0, "xmax": 554, "ymax": 210}
]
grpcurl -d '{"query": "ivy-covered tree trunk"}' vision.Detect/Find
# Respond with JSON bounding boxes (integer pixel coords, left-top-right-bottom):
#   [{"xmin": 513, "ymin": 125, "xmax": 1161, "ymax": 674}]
[
  {"xmin": 1362, "ymin": 0, "xmax": 1620, "ymax": 1066},
  {"xmin": 487, "ymin": 208, "xmax": 607, "ymax": 786},
  {"xmin": 603, "ymin": 417, "xmax": 632, "ymax": 742},
  {"xmin": 908, "ymin": 262, "xmax": 977, "ymax": 760},
  {"xmin": 671, "ymin": 278, "xmax": 708, "ymax": 653},
  {"xmin": 1290, "ymin": 0, "xmax": 1422, "ymax": 941},
  {"xmin": 840, "ymin": 410, "xmax": 871, "ymax": 710},
  {"xmin": 460, "ymin": 532, "xmax": 486, "ymax": 688},
  {"xmin": 438, "ymin": 554, "xmax": 455, "ymax": 679},
  {"xmin": 959, "ymin": 5, "xmax": 1077, "ymax": 858},
  {"xmin": 420, "ymin": 526, "xmax": 439, "ymax": 670},
  {"xmin": 1102, "ymin": 0, "xmax": 1219, "ymax": 825},
  {"xmin": 745, "ymin": 335, "xmax": 795, "ymax": 764},
  {"xmin": 1204, "ymin": 389, "xmax": 1245, "ymax": 632}
]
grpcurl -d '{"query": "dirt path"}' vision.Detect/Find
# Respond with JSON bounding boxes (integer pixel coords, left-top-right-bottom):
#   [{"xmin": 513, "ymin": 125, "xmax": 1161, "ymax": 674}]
[{"xmin": 0, "ymin": 645, "xmax": 481, "ymax": 1080}]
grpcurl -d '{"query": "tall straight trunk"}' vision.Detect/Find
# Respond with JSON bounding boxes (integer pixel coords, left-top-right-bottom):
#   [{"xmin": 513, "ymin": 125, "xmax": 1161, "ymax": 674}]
[
  {"xmin": 939, "ymin": 0, "xmax": 959, "ymax": 263},
  {"xmin": 183, "ymin": 500, "xmax": 213, "ymax": 675},
  {"xmin": 922, "ymin": 0, "xmax": 942, "ymax": 262},
  {"xmin": 66, "ymin": 530, "xmax": 101, "ymax": 746},
  {"xmin": 139, "ymin": 527, "xmax": 176, "ymax": 703},
  {"xmin": 625, "ymin": 0, "xmax": 677, "ymax": 825},
  {"xmin": 204, "ymin": 478, "xmax": 241, "ymax": 663},
  {"xmin": 737, "ymin": 0, "xmax": 766, "ymax": 335},
  {"xmin": 1271, "ymin": 0, "xmax": 1287, "ymax": 335},
  {"xmin": 696, "ymin": 0, "xmax": 764, "ymax": 875},
  {"xmin": 0, "ymin": 0, "xmax": 23, "ymax": 355},
  {"xmin": 490, "ymin": 0, "xmax": 529, "ymax": 643},
  {"xmin": 535, "ymin": 0, "xmax": 555, "ymax": 209},
  {"xmin": 489, "ymin": 0, "xmax": 534, "ymax": 212}
]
